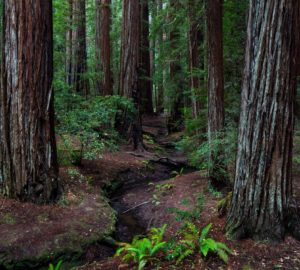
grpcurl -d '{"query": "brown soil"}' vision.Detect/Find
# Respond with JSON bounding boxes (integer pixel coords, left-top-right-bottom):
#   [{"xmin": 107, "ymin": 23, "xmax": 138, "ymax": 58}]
[
  {"xmin": 1, "ymin": 115, "xmax": 300, "ymax": 270},
  {"xmin": 76, "ymin": 116, "xmax": 300, "ymax": 270}
]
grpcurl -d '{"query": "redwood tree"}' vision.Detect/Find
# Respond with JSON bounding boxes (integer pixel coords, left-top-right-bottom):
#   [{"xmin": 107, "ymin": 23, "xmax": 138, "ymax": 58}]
[
  {"xmin": 226, "ymin": 0, "xmax": 300, "ymax": 241},
  {"xmin": 207, "ymin": 0, "xmax": 228, "ymax": 188},
  {"xmin": 119, "ymin": 0, "xmax": 143, "ymax": 150},
  {"xmin": 140, "ymin": 0, "xmax": 153, "ymax": 114},
  {"xmin": 188, "ymin": 0, "xmax": 203, "ymax": 119},
  {"xmin": 71, "ymin": 0, "xmax": 89, "ymax": 96},
  {"xmin": 0, "ymin": 0, "xmax": 59, "ymax": 203},
  {"xmin": 167, "ymin": 0, "xmax": 184, "ymax": 132},
  {"xmin": 95, "ymin": 0, "xmax": 112, "ymax": 95}
]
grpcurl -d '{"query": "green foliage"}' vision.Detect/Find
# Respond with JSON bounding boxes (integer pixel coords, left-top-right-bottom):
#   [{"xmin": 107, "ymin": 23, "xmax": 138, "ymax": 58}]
[
  {"xmin": 166, "ymin": 222, "xmax": 232, "ymax": 265},
  {"xmin": 48, "ymin": 260, "xmax": 63, "ymax": 270},
  {"xmin": 177, "ymin": 126, "xmax": 237, "ymax": 180},
  {"xmin": 167, "ymin": 193, "xmax": 204, "ymax": 222},
  {"xmin": 55, "ymin": 91, "xmax": 134, "ymax": 163},
  {"xmin": 116, "ymin": 225, "xmax": 167, "ymax": 270}
]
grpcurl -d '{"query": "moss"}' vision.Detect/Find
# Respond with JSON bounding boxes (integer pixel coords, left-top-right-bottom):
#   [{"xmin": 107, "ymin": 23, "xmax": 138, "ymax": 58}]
[
  {"xmin": 0, "ymin": 193, "xmax": 117, "ymax": 270},
  {"xmin": 1, "ymin": 213, "xmax": 17, "ymax": 225},
  {"xmin": 217, "ymin": 192, "xmax": 232, "ymax": 217}
]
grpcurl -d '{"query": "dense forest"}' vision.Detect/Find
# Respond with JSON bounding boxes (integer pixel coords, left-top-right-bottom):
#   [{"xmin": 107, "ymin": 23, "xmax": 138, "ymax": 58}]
[{"xmin": 0, "ymin": 0, "xmax": 300, "ymax": 269}]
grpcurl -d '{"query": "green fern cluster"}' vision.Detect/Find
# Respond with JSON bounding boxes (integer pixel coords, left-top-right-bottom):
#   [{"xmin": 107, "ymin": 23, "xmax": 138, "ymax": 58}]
[
  {"xmin": 116, "ymin": 222, "xmax": 231, "ymax": 269},
  {"xmin": 115, "ymin": 225, "xmax": 167, "ymax": 270},
  {"xmin": 166, "ymin": 222, "xmax": 232, "ymax": 265}
]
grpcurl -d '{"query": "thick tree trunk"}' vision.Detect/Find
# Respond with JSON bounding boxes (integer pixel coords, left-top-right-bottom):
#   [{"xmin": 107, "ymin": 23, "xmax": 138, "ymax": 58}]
[
  {"xmin": 188, "ymin": 0, "xmax": 203, "ymax": 119},
  {"xmin": 140, "ymin": 0, "xmax": 153, "ymax": 115},
  {"xmin": 71, "ymin": 0, "xmax": 89, "ymax": 96},
  {"xmin": 95, "ymin": 0, "xmax": 112, "ymax": 95},
  {"xmin": 207, "ymin": 0, "xmax": 228, "ymax": 188},
  {"xmin": 119, "ymin": 0, "xmax": 143, "ymax": 150},
  {"xmin": 0, "ymin": 0, "xmax": 59, "ymax": 203},
  {"xmin": 226, "ymin": 0, "xmax": 300, "ymax": 241}
]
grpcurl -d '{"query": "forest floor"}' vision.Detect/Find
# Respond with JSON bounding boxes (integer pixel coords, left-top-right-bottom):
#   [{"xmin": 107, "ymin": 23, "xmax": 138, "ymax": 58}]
[{"xmin": 0, "ymin": 115, "xmax": 300, "ymax": 270}]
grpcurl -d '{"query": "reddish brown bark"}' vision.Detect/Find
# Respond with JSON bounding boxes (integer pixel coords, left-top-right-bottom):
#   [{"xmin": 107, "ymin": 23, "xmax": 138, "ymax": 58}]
[
  {"xmin": 95, "ymin": 0, "xmax": 112, "ymax": 95},
  {"xmin": 71, "ymin": 0, "xmax": 89, "ymax": 96},
  {"xmin": 188, "ymin": 0, "xmax": 203, "ymax": 119},
  {"xmin": 226, "ymin": 0, "xmax": 300, "ymax": 241},
  {"xmin": 119, "ymin": 0, "xmax": 143, "ymax": 150},
  {"xmin": 207, "ymin": 0, "xmax": 228, "ymax": 188},
  {"xmin": 140, "ymin": 0, "xmax": 153, "ymax": 115},
  {"xmin": 167, "ymin": 0, "xmax": 184, "ymax": 132},
  {"xmin": 0, "ymin": 0, "xmax": 59, "ymax": 203}
]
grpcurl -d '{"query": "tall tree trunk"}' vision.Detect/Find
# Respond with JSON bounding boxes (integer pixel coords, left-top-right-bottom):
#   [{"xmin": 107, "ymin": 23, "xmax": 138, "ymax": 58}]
[
  {"xmin": 95, "ymin": 0, "xmax": 112, "ymax": 95},
  {"xmin": 65, "ymin": 0, "xmax": 73, "ymax": 86},
  {"xmin": 71, "ymin": 0, "xmax": 89, "ymax": 96},
  {"xmin": 0, "ymin": 0, "xmax": 59, "ymax": 203},
  {"xmin": 155, "ymin": 0, "xmax": 164, "ymax": 113},
  {"xmin": 226, "ymin": 0, "xmax": 300, "ymax": 241},
  {"xmin": 140, "ymin": 0, "xmax": 153, "ymax": 115},
  {"xmin": 188, "ymin": 0, "xmax": 203, "ymax": 119},
  {"xmin": 167, "ymin": 0, "xmax": 184, "ymax": 132},
  {"xmin": 119, "ymin": 0, "xmax": 143, "ymax": 150},
  {"xmin": 207, "ymin": 0, "xmax": 228, "ymax": 188}
]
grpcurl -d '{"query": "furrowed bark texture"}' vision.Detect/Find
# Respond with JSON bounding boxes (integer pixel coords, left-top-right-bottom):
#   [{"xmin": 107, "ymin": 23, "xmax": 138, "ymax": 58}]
[
  {"xmin": 0, "ymin": 0, "xmax": 59, "ymax": 203},
  {"xmin": 95, "ymin": 0, "xmax": 112, "ymax": 95},
  {"xmin": 71, "ymin": 0, "xmax": 89, "ymax": 96},
  {"xmin": 140, "ymin": 0, "xmax": 153, "ymax": 115},
  {"xmin": 207, "ymin": 0, "xmax": 227, "ymax": 187},
  {"xmin": 226, "ymin": 0, "xmax": 300, "ymax": 241},
  {"xmin": 119, "ymin": 0, "xmax": 143, "ymax": 150}
]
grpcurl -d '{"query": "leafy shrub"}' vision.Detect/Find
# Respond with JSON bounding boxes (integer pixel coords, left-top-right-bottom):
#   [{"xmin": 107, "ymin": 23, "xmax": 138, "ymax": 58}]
[
  {"xmin": 55, "ymin": 91, "xmax": 135, "ymax": 163},
  {"xmin": 116, "ymin": 225, "xmax": 167, "ymax": 270},
  {"xmin": 177, "ymin": 125, "xmax": 237, "ymax": 180}
]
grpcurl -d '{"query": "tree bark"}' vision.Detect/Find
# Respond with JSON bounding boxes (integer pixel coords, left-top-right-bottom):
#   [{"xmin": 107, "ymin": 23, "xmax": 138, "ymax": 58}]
[
  {"xmin": 188, "ymin": 0, "xmax": 203, "ymax": 119},
  {"xmin": 95, "ymin": 0, "xmax": 112, "ymax": 95},
  {"xmin": 0, "ymin": 0, "xmax": 59, "ymax": 203},
  {"xmin": 155, "ymin": 0, "xmax": 164, "ymax": 113},
  {"xmin": 71, "ymin": 0, "xmax": 89, "ymax": 96},
  {"xmin": 65, "ymin": 0, "xmax": 73, "ymax": 86},
  {"xmin": 140, "ymin": 0, "xmax": 153, "ymax": 115},
  {"xmin": 226, "ymin": 0, "xmax": 300, "ymax": 241},
  {"xmin": 119, "ymin": 0, "xmax": 143, "ymax": 150},
  {"xmin": 207, "ymin": 0, "xmax": 228, "ymax": 188},
  {"xmin": 167, "ymin": 0, "xmax": 184, "ymax": 132}
]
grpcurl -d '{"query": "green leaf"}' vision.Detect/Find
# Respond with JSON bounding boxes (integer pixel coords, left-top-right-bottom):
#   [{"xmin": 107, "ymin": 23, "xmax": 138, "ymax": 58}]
[
  {"xmin": 217, "ymin": 249, "xmax": 229, "ymax": 263},
  {"xmin": 199, "ymin": 223, "xmax": 212, "ymax": 242},
  {"xmin": 200, "ymin": 243, "xmax": 210, "ymax": 257}
]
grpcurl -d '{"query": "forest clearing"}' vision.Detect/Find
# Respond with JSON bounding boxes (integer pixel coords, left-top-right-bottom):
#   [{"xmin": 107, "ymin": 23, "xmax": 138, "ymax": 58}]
[{"xmin": 0, "ymin": 0, "xmax": 300, "ymax": 270}]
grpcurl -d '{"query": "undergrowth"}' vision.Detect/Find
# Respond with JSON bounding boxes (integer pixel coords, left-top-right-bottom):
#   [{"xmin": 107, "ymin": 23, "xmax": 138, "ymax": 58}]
[{"xmin": 55, "ymin": 89, "xmax": 134, "ymax": 164}]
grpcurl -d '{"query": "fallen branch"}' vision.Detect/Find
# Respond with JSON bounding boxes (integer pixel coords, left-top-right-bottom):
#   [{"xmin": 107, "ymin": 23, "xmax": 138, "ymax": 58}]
[{"xmin": 122, "ymin": 201, "xmax": 150, "ymax": 214}]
